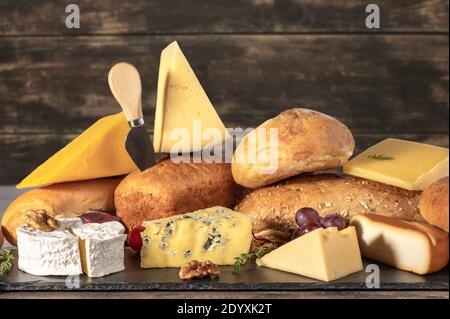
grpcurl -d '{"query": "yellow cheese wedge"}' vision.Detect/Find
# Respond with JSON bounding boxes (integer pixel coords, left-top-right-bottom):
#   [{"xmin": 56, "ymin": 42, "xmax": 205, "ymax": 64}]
[
  {"xmin": 17, "ymin": 113, "xmax": 136, "ymax": 188},
  {"xmin": 257, "ymin": 227, "xmax": 363, "ymax": 282},
  {"xmin": 154, "ymin": 41, "xmax": 230, "ymax": 153},
  {"xmin": 343, "ymin": 138, "xmax": 449, "ymax": 191},
  {"xmin": 140, "ymin": 206, "xmax": 252, "ymax": 268}
]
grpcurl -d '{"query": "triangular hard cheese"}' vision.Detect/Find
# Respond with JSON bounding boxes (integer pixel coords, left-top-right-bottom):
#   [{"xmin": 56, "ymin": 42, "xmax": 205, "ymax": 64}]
[
  {"xmin": 256, "ymin": 227, "xmax": 363, "ymax": 282},
  {"xmin": 153, "ymin": 41, "xmax": 230, "ymax": 153},
  {"xmin": 17, "ymin": 113, "xmax": 137, "ymax": 188}
]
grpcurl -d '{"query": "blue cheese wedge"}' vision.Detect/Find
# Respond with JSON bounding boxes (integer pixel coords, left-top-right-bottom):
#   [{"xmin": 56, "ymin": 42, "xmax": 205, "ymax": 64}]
[{"xmin": 140, "ymin": 206, "xmax": 252, "ymax": 268}]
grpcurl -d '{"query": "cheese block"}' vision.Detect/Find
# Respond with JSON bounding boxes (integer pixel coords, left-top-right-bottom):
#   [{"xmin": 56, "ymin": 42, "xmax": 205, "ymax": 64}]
[
  {"xmin": 256, "ymin": 227, "xmax": 363, "ymax": 282},
  {"xmin": 17, "ymin": 224, "xmax": 82, "ymax": 276},
  {"xmin": 17, "ymin": 113, "xmax": 136, "ymax": 189},
  {"xmin": 343, "ymin": 138, "xmax": 449, "ymax": 191},
  {"xmin": 153, "ymin": 41, "xmax": 230, "ymax": 153},
  {"xmin": 350, "ymin": 214, "xmax": 449, "ymax": 275},
  {"xmin": 140, "ymin": 206, "xmax": 252, "ymax": 268},
  {"xmin": 16, "ymin": 218, "xmax": 127, "ymax": 277},
  {"xmin": 72, "ymin": 221, "xmax": 127, "ymax": 277}
]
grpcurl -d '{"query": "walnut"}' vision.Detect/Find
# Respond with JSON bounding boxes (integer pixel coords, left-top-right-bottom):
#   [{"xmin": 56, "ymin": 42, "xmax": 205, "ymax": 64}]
[
  {"xmin": 179, "ymin": 260, "xmax": 220, "ymax": 280},
  {"xmin": 25, "ymin": 210, "xmax": 59, "ymax": 232}
]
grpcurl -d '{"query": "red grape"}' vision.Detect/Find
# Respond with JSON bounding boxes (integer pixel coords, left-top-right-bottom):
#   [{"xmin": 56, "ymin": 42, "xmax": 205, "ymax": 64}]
[
  {"xmin": 292, "ymin": 223, "xmax": 321, "ymax": 239},
  {"xmin": 301, "ymin": 223, "xmax": 322, "ymax": 235},
  {"xmin": 321, "ymin": 214, "xmax": 348, "ymax": 230},
  {"xmin": 127, "ymin": 226, "xmax": 145, "ymax": 252},
  {"xmin": 295, "ymin": 207, "xmax": 321, "ymax": 227}
]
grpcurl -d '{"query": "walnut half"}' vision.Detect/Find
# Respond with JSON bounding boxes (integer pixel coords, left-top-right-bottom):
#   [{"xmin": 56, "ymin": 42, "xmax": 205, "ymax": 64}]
[
  {"xmin": 179, "ymin": 260, "xmax": 221, "ymax": 280},
  {"xmin": 25, "ymin": 210, "xmax": 59, "ymax": 232}
]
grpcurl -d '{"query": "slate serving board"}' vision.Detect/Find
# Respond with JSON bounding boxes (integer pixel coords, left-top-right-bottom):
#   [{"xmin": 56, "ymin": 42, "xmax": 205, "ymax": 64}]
[{"xmin": 0, "ymin": 249, "xmax": 448, "ymax": 291}]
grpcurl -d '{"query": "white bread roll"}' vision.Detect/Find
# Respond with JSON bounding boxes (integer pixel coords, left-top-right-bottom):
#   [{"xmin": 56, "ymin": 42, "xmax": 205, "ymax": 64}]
[
  {"xmin": 232, "ymin": 108, "xmax": 355, "ymax": 188},
  {"xmin": 350, "ymin": 214, "xmax": 448, "ymax": 274}
]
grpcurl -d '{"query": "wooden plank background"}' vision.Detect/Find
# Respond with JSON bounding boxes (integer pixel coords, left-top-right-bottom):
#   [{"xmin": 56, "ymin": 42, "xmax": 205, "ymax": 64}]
[{"xmin": 0, "ymin": 0, "xmax": 448, "ymax": 184}]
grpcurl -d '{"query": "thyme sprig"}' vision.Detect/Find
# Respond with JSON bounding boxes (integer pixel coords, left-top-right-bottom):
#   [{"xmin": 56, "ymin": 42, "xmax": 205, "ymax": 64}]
[
  {"xmin": 368, "ymin": 154, "xmax": 394, "ymax": 160},
  {"xmin": 233, "ymin": 246, "xmax": 275, "ymax": 272},
  {"xmin": 0, "ymin": 249, "xmax": 14, "ymax": 277}
]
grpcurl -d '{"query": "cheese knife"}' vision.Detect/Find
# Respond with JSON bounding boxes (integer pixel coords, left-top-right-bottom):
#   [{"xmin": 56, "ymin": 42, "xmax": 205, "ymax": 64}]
[{"xmin": 108, "ymin": 62, "xmax": 156, "ymax": 171}]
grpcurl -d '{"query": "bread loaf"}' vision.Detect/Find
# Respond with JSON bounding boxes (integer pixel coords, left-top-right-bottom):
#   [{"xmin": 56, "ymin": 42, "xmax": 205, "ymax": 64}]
[
  {"xmin": 420, "ymin": 177, "xmax": 449, "ymax": 232},
  {"xmin": 235, "ymin": 174, "xmax": 423, "ymax": 243},
  {"xmin": 232, "ymin": 108, "xmax": 355, "ymax": 188},
  {"xmin": 114, "ymin": 158, "xmax": 242, "ymax": 231},
  {"xmin": 350, "ymin": 214, "xmax": 448, "ymax": 274},
  {"xmin": 1, "ymin": 177, "xmax": 123, "ymax": 246}
]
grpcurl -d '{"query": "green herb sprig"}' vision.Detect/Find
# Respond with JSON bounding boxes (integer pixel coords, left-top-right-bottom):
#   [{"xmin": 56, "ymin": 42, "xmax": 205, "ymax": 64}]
[
  {"xmin": 233, "ymin": 246, "xmax": 275, "ymax": 272},
  {"xmin": 0, "ymin": 249, "xmax": 14, "ymax": 277},
  {"xmin": 368, "ymin": 154, "xmax": 394, "ymax": 160}
]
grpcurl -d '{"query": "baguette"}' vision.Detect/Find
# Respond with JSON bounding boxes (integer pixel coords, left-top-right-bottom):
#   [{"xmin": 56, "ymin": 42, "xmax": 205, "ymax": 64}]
[
  {"xmin": 1, "ymin": 177, "xmax": 123, "ymax": 246},
  {"xmin": 235, "ymin": 173, "xmax": 423, "ymax": 243},
  {"xmin": 350, "ymin": 214, "xmax": 448, "ymax": 274},
  {"xmin": 114, "ymin": 158, "xmax": 242, "ymax": 231}
]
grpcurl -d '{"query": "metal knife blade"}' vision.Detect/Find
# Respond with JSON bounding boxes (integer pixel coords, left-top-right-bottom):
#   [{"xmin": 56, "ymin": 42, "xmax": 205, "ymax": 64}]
[{"xmin": 125, "ymin": 125, "xmax": 156, "ymax": 171}]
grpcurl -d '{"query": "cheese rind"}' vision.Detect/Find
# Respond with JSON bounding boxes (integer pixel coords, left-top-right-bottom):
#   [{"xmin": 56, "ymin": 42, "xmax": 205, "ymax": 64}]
[
  {"xmin": 154, "ymin": 41, "xmax": 230, "ymax": 153},
  {"xmin": 17, "ymin": 225, "xmax": 82, "ymax": 276},
  {"xmin": 350, "ymin": 214, "xmax": 449, "ymax": 275},
  {"xmin": 343, "ymin": 138, "xmax": 449, "ymax": 191},
  {"xmin": 72, "ymin": 221, "xmax": 127, "ymax": 278},
  {"xmin": 140, "ymin": 207, "xmax": 252, "ymax": 268},
  {"xmin": 257, "ymin": 227, "xmax": 363, "ymax": 282},
  {"xmin": 17, "ymin": 113, "xmax": 136, "ymax": 189},
  {"xmin": 17, "ymin": 219, "xmax": 127, "ymax": 277}
]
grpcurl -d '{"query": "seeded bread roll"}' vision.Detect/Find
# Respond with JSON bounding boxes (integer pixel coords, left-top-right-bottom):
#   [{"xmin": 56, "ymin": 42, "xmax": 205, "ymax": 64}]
[
  {"xmin": 232, "ymin": 108, "xmax": 355, "ymax": 188},
  {"xmin": 1, "ymin": 177, "xmax": 123, "ymax": 246},
  {"xmin": 235, "ymin": 174, "xmax": 423, "ymax": 244},
  {"xmin": 420, "ymin": 177, "xmax": 449, "ymax": 232},
  {"xmin": 114, "ymin": 158, "xmax": 242, "ymax": 231}
]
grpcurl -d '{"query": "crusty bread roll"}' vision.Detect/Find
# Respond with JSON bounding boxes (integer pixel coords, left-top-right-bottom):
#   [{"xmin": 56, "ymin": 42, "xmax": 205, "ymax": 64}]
[
  {"xmin": 420, "ymin": 177, "xmax": 449, "ymax": 232},
  {"xmin": 1, "ymin": 177, "xmax": 123, "ymax": 246},
  {"xmin": 350, "ymin": 214, "xmax": 448, "ymax": 274},
  {"xmin": 114, "ymin": 158, "xmax": 242, "ymax": 231},
  {"xmin": 235, "ymin": 174, "xmax": 423, "ymax": 244},
  {"xmin": 232, "ymin": 108, "xmax": 355, "ymax": 188}
]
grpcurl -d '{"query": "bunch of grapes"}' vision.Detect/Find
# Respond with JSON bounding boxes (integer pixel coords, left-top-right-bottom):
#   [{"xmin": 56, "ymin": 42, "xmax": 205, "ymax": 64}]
[{"xmin": 292, "ymin": 207, "xmax": 348, "ymax": 239}]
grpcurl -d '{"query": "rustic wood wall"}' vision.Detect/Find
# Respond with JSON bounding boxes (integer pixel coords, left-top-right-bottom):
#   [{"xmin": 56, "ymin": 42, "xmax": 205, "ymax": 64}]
[{"xmin": 0, "ymin": 0, "xmax": 448, "ymax": 184}]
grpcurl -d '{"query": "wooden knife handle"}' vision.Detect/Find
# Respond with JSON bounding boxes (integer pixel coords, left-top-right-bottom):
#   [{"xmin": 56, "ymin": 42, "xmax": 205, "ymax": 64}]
[{"xmin": 108, "ymin": 62, "xmax": 143, "ymax": 122}]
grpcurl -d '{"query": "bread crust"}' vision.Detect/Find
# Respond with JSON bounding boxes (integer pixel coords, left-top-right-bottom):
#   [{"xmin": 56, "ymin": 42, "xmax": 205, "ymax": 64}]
[
  {"xmin": 420, "ymin": 177, "xmax": 449, "ymax": 232},
  {"xmin": 232, "ymin": 108, "xmax": 355, "ymax": 188},
  {"xmin": 1, "ymin": 177, "xmax": 123, "ymax": 246},
  {"xmin": 114, "ymin": 158, "xmax": 242, "ymax": 231},
  {"xmin": 235, "ymin": 174, "xmax": 423, "ymax": 241}
]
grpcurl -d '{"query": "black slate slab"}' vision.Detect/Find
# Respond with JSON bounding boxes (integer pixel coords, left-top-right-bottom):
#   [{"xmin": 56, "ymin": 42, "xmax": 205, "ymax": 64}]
[{"xmin": 0, "ymin": 249, "xmax": 448, "ymax": 291}]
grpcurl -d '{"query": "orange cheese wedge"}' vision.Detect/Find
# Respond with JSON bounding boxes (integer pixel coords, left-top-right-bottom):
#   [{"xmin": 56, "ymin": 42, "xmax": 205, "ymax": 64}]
[{"xmin": 17, "ymin": 113, "xmax": 137, "ymax": 188}]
